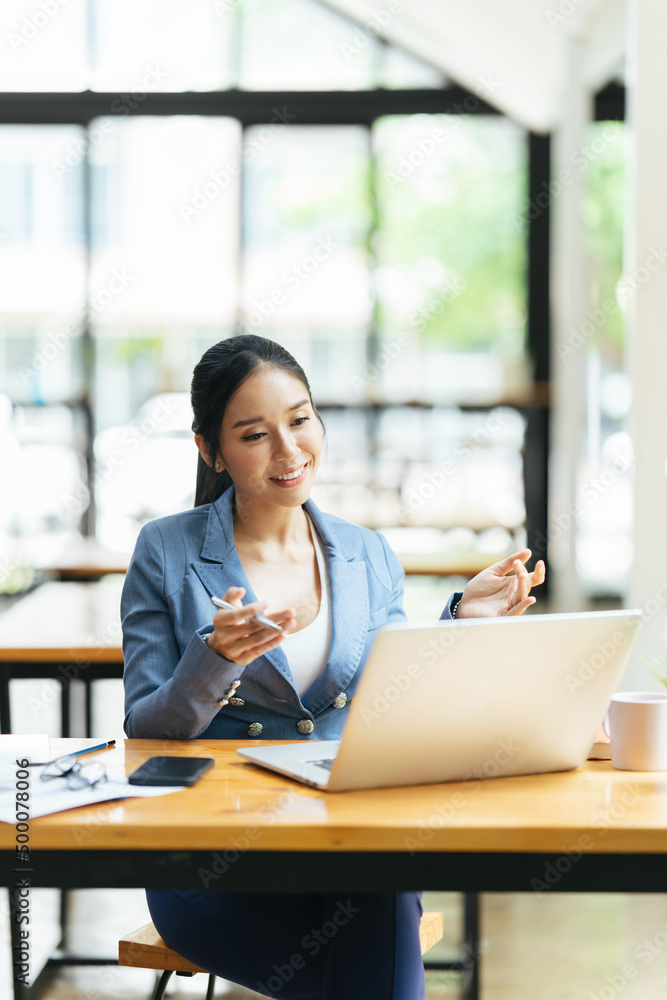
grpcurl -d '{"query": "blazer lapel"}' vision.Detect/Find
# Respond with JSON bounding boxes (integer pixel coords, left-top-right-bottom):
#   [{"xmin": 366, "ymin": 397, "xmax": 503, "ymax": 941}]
[
  {"xmin": 192, "ymin": 487, "xmax": 295, "ymax": 690},
  {"xmin": 192, "ymin": 487, "xmax": 371, "ymax": 709},
  {"xmin": 300, "ymin": 499, "xmax": 370, "ymax": 716}
]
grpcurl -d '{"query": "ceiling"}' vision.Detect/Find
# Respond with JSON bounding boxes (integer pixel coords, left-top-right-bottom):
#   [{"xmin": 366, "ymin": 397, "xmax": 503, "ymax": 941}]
[{"xmin": 323, "ymin": 0, "xmax": 627, "ymax": 132}]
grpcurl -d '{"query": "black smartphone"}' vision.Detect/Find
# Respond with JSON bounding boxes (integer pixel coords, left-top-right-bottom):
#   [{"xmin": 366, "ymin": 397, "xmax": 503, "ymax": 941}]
[{"xmin": 128, "ymin": 756, "xmax": 214, "ymax": 786}]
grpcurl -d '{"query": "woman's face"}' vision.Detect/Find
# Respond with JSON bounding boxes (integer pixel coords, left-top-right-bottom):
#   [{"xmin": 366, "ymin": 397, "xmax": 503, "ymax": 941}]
[{"xmin": 215, "ymin": 366, "xmax": 322, "ymax": 509}]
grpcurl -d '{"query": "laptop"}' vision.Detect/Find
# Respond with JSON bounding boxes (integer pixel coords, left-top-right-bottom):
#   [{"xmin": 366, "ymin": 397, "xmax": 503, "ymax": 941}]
[{"xmin": 237, "ymin": 609, "xmax": 643, "ymax": 792}]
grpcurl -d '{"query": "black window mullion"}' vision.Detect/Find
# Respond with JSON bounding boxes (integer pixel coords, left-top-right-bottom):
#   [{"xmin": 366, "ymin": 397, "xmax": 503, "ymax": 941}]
[
  {"xmin": 0, "ymin": 86, "xmax": 624, "ymax": 127},
  {"xmin": 0, "ymin": 88, "xmax": 501, "ymax": 127},
  {"xmin": 523, "ymin": 132, "xmax": 551, "ymax": 590}
]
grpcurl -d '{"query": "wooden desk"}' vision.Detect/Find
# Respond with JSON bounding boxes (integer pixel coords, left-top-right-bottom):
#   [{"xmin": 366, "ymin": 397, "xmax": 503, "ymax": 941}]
[
  {"xmin": 2, "ymin": 740, "xmax": 493, "ymax": 1000},
  {"xmin": 2, "ymin": 739, "xmax": 667, "ymax": 892},
  {"xmin": 0, "ymin": 583, "xmax": 123, "ymax": 735}
]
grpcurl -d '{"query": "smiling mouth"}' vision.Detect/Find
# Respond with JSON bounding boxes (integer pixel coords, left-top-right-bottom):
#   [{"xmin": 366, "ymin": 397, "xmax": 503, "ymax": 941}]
[{"xmin": 270, "ymin": 464, "xmax": 307, "ymax": 482}]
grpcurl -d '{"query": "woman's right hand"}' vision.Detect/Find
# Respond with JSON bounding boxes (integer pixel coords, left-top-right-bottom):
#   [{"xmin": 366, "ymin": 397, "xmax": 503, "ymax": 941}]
[{"xmin": 205, "ymin": 586, "xmax": 296, "ymax": 664}]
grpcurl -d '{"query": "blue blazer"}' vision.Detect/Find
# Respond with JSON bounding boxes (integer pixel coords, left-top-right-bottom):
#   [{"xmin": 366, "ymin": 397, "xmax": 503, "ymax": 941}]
[{"xmin": 122, "ymin": 485, "xmax": 459, "ymax": 742}]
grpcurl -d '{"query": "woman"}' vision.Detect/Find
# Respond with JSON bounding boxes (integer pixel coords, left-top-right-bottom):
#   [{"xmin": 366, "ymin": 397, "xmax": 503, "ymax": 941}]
[{"xmin": 122, "ymin": 335, "xmax": 544, "ymax": 999}]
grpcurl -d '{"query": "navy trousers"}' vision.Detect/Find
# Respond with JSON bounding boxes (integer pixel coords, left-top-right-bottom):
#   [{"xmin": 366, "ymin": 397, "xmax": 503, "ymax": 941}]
[{"xmin": 146, "ymin": 889, "xmax": 426, "ymax": 1000}]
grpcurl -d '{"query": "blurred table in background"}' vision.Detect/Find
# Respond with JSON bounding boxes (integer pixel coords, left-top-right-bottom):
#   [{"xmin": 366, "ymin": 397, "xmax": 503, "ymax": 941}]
[
  {"xmin": 33, "ymin": 537, "xmax": 131, "ymax": 581},
  {"xmin": 384, "ymin": 525, "xmax": 514, "ymax": 578},
  {"xmin": 400, "ymin": 553, "xmax": 502, "ymax": 576},
  {"xmin": 6, "ymin": 528, "xmax": 511, "ymax": 582},
  {"xmin": 0, "ymin": 580, "xmax": 123, "ymax": 735}
]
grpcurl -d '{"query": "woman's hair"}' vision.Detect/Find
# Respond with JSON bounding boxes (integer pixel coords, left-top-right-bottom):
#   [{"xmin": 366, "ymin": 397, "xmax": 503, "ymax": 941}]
[{"xmin": 190, "ymin": 334, "xmax": 323, "ymax": 507}]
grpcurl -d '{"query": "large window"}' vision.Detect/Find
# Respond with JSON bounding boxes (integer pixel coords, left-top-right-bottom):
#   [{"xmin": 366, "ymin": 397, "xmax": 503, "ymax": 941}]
[
  {"xmin": 0, "ymin": 0, "xmax": 531, "ymax": 589},
  {"xmin": 0, "ymin": 0, "xmax": 445, "ymax": 93},
  {"xmin": 578, "ymin": 120, "xmax": 630, "ymax": 597}
]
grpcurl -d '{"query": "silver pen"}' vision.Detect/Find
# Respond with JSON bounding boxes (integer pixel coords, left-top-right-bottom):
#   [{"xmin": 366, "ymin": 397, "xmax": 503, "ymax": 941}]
[{"xmin": 211, "ymin": 594, "xmax": 283, "ymax": 632}]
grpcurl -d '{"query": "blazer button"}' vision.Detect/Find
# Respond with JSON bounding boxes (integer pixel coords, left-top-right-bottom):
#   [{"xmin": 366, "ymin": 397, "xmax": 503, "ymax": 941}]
[
  {"xmin": 333, "ymin": 693, "xmax": 347, "ymax": 709},
  {"xmin": 296, "ymin": 719, "xmax": 314, "ymax": 735},
  {"xmin": 217, "ymin": 697, "xmax": 229, "ymax": 707},
  {"xmin": 247, "ymin": 723, "xmax": 263, "ymax": 737},
  {"xmin": 229, "ymin": 697, "xmax": 245, "ymax": 706}
]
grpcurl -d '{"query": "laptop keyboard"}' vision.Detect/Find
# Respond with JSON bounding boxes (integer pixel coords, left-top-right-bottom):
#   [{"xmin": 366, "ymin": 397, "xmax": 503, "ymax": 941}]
[{"xmin": 311, "ymin": 758, "xmax": 336, "ymax": 771}]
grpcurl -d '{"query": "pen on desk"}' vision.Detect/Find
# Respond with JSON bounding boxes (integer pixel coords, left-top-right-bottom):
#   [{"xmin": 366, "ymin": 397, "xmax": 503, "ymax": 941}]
[
  {"xmin": 26, "ymin": 740, "xmax": 117, "ymax": 766},
  {"xmin": 211, "ymin": 595, "xmax": 283, "ymax": 632},
  {"xmin": 75, "ymin": 740, "xmax": 117, "ymax": 756}
]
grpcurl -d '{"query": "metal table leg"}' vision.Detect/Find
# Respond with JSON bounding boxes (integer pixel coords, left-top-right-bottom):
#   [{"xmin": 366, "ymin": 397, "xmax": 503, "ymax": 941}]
[
  {"xmin": 463, "ymin": 891, "xmax": 481, "ymax": 1000},
  {"xmin": 0, "ymin": 663, "xmax": 12, "ymax": 733},
  {"xmin": 84, "ymin": 679, "xmax": 93, "ymax": 737},
  {"xmin": 9, "ymin": 886, "xmax": 30, "ymax": 1000},
  {"xmin": 422, "ymin": 891, "xmax": 480, "ymax": 999},
  {"xmin": 59, "ymin": 677, "xmax": 70, "ymax": 738}
]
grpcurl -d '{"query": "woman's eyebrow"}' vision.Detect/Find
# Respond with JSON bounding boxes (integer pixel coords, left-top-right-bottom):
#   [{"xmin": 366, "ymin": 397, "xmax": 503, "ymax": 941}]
[{"xmin": 232, "ymin": 399, "xmax": 310, "ymax": 429}]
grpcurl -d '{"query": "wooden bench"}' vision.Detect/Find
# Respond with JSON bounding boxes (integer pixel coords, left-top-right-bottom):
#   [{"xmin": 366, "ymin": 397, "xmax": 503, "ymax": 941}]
[{"xmin": 119, "ymin": 912, "xmax": 445, "ymax": 999}]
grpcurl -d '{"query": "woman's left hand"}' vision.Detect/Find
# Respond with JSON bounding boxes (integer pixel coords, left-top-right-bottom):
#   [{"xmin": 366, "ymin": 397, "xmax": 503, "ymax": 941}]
[{"xmin": 456, "ymin": 549, "xmax": 545, "ymax": 619}]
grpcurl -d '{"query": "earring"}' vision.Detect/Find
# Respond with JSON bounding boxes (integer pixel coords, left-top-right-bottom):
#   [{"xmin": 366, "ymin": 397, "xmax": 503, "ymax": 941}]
[{"xmin": 214, "ymin": 462, "xmax": 221, "ymax": 471}]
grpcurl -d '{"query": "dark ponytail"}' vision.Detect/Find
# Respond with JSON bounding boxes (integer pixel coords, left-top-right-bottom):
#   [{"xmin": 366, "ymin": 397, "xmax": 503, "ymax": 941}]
[{"xmin": 190, "ymin": 335, "xmax": 323, "ymax": 508}]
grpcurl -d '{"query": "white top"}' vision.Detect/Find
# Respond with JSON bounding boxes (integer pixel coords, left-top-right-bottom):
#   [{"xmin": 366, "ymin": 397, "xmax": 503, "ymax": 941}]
[{"xmin": 280, "ymin": 512, "xmax": 331, "ymax": 698}]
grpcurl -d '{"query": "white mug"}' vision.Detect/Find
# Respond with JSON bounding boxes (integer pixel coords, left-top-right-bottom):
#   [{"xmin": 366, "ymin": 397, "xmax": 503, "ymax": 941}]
[{"xmin": 604, "ymin": 692, "xmax": 667, "ymax": 770}]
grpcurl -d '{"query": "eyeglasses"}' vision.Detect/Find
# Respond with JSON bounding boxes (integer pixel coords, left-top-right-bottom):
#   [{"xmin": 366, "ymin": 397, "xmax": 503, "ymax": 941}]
[{"xmin": 40, "ymin": 754, "xmax": 108, "ymax": 790}]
